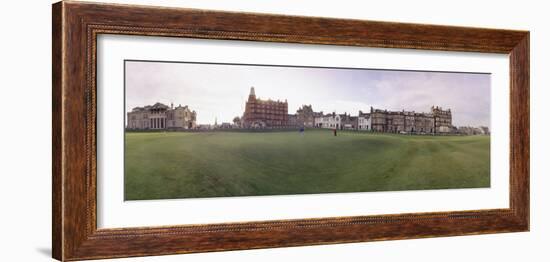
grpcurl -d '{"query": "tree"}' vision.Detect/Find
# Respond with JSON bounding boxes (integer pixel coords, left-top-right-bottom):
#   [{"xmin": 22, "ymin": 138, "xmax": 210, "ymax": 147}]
[{"xmin": 232, "ymin": 116, "xmax": 241, "ymax": 127}]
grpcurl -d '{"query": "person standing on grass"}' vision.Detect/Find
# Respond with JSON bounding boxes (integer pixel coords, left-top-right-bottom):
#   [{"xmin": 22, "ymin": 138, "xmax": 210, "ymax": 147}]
[
  {"xmin": 333, "ymin": 128, "xmax": 337, "ymax": 136},
  {"xmin": 299, "ymin": 127, "xmax": 305, "ymax": 136}
]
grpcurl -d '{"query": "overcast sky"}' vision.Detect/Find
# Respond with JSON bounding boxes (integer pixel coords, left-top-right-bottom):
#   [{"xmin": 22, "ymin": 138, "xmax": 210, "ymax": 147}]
[{"xmin": 125, "ymin": 60, "xmax": 491, "ymax": 127}]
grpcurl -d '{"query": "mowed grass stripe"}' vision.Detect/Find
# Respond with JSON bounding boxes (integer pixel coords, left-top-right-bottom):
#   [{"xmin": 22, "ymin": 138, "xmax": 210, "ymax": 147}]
[{"xmin": 124, "ymin": 130, "xmax": 490, "ymax": 200}]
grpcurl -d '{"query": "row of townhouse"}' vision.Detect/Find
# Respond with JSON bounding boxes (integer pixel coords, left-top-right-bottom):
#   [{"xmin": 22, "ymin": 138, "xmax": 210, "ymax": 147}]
[
  {"xmin": 314, "ymin": 111, "xmax": 371, "ymax": 131},
  {"xmin": 314, "ymin": 106, "xmax": 455, "ymax": 134}
]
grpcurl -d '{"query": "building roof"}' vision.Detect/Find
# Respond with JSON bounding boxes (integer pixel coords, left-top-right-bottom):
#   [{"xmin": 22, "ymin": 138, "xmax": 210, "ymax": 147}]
[
  {"xmin": 131, "ymin": 102, "xmax": 180, "ymax": 112},
  {"xmin": 174, "ymin": 104, "xmax": 189, "ymax": 110},
  {"xmin": 151, "ymin": 102, "xmax": 169, "ymax": 109}
]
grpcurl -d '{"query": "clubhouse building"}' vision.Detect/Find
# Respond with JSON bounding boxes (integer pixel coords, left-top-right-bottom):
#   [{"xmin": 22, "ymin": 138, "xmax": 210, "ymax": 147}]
[{"xmin": 127, "ymin": 102, "xmax": 197, "ymax": 130}]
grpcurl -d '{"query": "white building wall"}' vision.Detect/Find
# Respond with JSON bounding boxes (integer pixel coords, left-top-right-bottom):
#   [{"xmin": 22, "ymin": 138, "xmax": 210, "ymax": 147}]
[
  {"xmin": 315, "ymin": 115, "xmax": 341, "ymax": 129},
  {"xmin": 358, "ymin": 116, "xmax": 371, "ymax": 130}
]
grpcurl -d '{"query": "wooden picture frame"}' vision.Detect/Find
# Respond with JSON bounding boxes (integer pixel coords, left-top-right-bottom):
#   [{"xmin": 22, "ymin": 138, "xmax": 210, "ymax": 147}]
[{"xmin": 52, "ymin": 1, "xmax": 529, "ymax": 261}]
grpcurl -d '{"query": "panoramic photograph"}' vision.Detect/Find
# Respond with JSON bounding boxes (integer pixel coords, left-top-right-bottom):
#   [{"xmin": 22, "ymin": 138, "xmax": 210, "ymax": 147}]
[{"xmin": 124, "ymin": 60, "xmax": 491, "ymax": 201}]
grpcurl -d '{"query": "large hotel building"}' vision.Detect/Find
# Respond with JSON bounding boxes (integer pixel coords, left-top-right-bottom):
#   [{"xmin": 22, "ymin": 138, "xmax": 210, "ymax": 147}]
[{"xmin": 241, "ymin": 87, "xmax": 289, "ymax": 128}]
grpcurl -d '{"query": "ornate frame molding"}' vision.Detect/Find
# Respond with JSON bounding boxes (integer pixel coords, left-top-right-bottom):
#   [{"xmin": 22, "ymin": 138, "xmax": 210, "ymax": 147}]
[{"xmin": 53, "ymin": 1, "xmax": 529, "ymax": 261}]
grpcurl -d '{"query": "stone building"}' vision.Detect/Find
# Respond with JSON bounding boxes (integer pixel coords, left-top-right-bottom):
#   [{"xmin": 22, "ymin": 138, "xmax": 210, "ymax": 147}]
[
  {"xmin": 370, "ymin": 106, "xmax": 452, "ymax": 134},
  {"xmin": 432, "ymin": 106, "xmax": 453, "ymax": 133},
  {"xmin": 357, "ymin": 111, "xmax": 371, "ymax": 131},
  {"xmin": 315, "ymin": 112, "xmax": 341, "ymax": 129},
  {"xmin": 295, "ymin": 105, "xmax": 323, "ymax": 128},
  {"xmin": 371, "ymin": 109, "xmax": 409, "ymax": 133},
  {"xmin": 127, "ymin": 102, "xmax": 196, "ymax": 130},
  {"xmin": 288, "ymin": 114, "xmax": 298, "ymax": 127},
  {"xmin": 340, "ymin": 113, "xmax": 358, "ymax": 130},
  {"xmin": 314, "ymin": 113, "xmax": 358, "ymax": 130},
  {"xmin": 166, "ymin": 104, "xmax": 197, "ymax": 129},
  {"xmin": 126, "ymin": 105, "xmax": 152, "ymax": 130},
  {"xmin": 242, "ymin": 87, "xmax": 289, "ymax": 128}
]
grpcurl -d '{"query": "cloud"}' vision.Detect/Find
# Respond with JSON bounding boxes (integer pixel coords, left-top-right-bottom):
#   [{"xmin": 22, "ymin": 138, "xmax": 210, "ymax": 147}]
[{"xmin": 126, "ymin": 61, "xmax": 490, "ymax": 127}]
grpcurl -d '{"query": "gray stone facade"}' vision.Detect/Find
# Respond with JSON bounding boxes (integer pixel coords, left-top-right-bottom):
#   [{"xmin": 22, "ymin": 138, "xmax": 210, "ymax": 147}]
[
  {"xmin": 127, "ymin": 102, "xmax": 196, "ymax": 130},
  {"xmin": 370, "ymin": 106, "xmax": 452, "ymax": 134},
  {"xmin": 295, "ymin": 105, "xmax": 323, "ymax": 128}
]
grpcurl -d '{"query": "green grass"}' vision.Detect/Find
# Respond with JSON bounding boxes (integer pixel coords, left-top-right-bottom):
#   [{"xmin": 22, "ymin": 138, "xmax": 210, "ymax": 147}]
[{"xmin": 124, "ymin": 130, "xmax": 490, "ymax": 200}]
